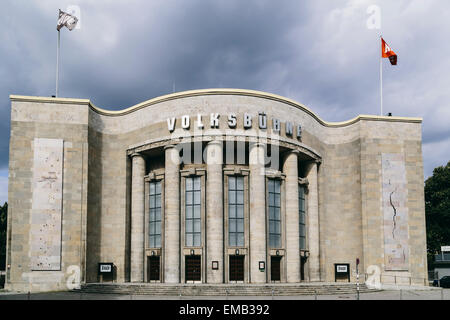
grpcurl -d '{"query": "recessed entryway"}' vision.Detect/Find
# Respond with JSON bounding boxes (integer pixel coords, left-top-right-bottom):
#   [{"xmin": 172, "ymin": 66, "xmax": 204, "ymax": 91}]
[{"xmin": 229, "ymin": 255, "xmax": 244, "ymax": 282}]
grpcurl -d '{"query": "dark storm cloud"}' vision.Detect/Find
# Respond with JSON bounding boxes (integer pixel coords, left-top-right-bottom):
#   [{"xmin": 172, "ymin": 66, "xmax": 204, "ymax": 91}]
[
  {"xmin": 59, "ymin": 0, "xmax": 309, "ymax": 109},
  {"xmin": 0, "ymin": 0, "xmax": 449, "ymax": 202}
]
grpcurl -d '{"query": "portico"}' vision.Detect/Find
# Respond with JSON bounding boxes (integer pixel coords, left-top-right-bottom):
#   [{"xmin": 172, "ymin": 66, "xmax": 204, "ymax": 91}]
[{"xmin": 129, "ymin": 137, "xmax": 321, "ymax": 284}]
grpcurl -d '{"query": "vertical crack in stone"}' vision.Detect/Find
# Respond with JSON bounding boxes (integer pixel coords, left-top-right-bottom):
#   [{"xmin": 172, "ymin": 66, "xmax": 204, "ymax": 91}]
[{"xmin": 389, "ymin": 184, "xmax": 398, "ymax": 239}]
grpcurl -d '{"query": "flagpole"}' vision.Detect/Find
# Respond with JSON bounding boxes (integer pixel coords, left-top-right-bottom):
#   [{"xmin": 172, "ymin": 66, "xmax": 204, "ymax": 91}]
[
  {"xmin": 380, "ymin": 34, "xmax": 383, "ymax": 116},
  {"xmin": 56, "ymin": 29, "xmax": 60, "ymax": 97}
]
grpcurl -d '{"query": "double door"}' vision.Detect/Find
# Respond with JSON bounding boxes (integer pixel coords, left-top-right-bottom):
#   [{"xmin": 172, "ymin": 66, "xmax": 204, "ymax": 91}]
[
  {"xmin": 229, "ymin": 255, "xmax": 244, "ymax": 282},
  {"xmin": 185, "ymin": 255, "xmax": 201, "ymax": 282},
  {"xmin": 147, "ymin": 256, "xmax": 160, "ymax": 281},
  {"xmin": 270, "ymin": 256, "xmax": 281, "ymax": 281}
]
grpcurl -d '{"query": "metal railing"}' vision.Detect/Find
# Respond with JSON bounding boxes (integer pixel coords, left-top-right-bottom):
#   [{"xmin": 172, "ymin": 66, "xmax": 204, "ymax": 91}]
[
  {"xmin": 363, "ymin": 273, "xmax": 430, "ymax": 286},
  {"xmin": 435, "ymin": 253, "xmax": 450, "ymax": 261}
]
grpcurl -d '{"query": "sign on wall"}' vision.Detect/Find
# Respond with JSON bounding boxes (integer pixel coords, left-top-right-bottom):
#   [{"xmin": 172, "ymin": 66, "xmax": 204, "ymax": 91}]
[
  {"xmin": 30, "ymin": 138, "xmax": 64, "ymax": 271},
  {"xmin": 98, "ymin": 263, "xmax": 113, "ymax": 274},
  {"xmin": 336, "ymin": 265, "xmax": 348, "ymax": 273},
  {"xmin": 166, "ymin": 112, "xmax": 302, "ymax": 139},
  {"xmin": 334, "ymin": 263, "xmax": 350, "ymax": 282}
]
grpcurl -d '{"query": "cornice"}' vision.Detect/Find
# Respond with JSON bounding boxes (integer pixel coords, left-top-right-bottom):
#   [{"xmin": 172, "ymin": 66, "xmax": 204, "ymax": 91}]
[{"xmin": 10, "ymin": 89, "xmax": 422, "ymax": 128}]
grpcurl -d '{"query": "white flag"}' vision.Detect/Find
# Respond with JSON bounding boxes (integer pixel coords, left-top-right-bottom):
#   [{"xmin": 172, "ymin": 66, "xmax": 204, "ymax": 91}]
[{"xmin": 57, "ymin": 9, "xmax": 78, "ymax": 31}]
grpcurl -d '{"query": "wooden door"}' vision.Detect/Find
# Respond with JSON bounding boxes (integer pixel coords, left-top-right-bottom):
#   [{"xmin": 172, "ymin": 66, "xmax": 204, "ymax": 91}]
[
  {"xmin": 147, "ymin": 256, "xmax": 160, "ymax": 281},
  {"xmin": 229, "ymin": 255, "xmax": 244, "ymax": 282},
  {"xmin": 185, "ymin": 255, "xmax": 201, "ymax": 282},
  {"xmin": 271, "ymin": 256, "xmax": 281, "ymax": 281}
]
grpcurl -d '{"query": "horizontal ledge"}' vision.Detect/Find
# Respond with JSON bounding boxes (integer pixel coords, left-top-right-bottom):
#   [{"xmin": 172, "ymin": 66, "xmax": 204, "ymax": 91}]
[
  {"xmin": 126, "ymin": 133, "xmax": 322, "ymax": 161},
  {"xmin": 10, "ymin": 89, "xmax": 422, "ymax": 127},
  {"xmin": 10, "ymin": 94, "xmax": 90, "ymax": 105}
]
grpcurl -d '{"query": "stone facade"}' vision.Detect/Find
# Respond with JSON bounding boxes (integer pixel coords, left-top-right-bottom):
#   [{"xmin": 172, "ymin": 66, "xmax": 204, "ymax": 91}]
[{"xmin": 5, "ymin": 89, "xmax": 427, "ymax": 292}]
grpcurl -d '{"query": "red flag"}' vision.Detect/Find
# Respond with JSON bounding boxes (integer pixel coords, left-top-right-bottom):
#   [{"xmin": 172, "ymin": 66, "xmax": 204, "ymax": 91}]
[{"xmin": 381, "ymin": 37, "xmax": 397, "ymax": 65}]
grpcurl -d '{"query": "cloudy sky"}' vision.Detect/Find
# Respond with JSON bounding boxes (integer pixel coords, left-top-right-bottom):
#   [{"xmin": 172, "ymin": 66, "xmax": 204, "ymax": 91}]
[{"xmin": 1, "ymin": 0, "xmax": 449, "ymax": 204}]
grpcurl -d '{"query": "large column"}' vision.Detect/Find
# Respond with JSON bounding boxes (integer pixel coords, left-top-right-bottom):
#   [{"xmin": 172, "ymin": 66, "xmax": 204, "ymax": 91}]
[
  {"xmin": 130, "ymin": 153, "xmax": 145, "ymax": 282},
  {"xmin": 283, "ymin": 150, "xmax": 300, "ymax": 283},
  {"xmin": 249, "ymin": 143, "xmax": 266, "ymax": 283},
  {"xmin": 306, "ymin": 161, "xmax": 320, "ymax": 281},
  {"xmin": 164, "ymin": 145, "xmax": 181, "ymax": 283},
  {"xmin": 206, "ymin": 140, "xmax": 223, "ymax": 283}
]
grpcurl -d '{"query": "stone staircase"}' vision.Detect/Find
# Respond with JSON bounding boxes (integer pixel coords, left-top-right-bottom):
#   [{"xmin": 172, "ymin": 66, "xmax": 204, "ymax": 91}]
[{"xmin": 78, "ymin": 282, "xmax": 379, "ymax": 296}]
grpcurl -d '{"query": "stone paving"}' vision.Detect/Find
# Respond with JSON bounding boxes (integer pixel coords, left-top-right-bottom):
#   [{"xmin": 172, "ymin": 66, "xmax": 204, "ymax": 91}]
[{"xmin": 0, "ymin": 289, "xmax": 448, "ymax": 300}]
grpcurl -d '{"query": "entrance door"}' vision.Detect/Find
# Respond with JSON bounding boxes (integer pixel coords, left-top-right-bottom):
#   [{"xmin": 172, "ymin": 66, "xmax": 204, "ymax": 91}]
[
  {"xmin": 300, "ymin": 257, "xmax": 307, "ymax": 281},
  {"xmin": 147, "ymin": 256, "xmax": 160, "ymax": 281},
  {"xmin": 271, "ymin": 256, "xmax": 282, "ymax": 281},
  {"xmin": 229, "ymin": 255, "xmax": 244, "ymax": 282},
  {"xmin": 185, "ymin": 255, "xmax": 201, "ymax": 282}
]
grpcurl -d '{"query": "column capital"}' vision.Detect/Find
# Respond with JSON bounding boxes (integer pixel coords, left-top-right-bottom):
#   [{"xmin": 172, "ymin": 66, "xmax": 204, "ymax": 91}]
[
  {"xmin": 206, "ymin": 140, "xmax": 223, "ymax": 147},
  {"xmin": 305, "ymin": 159, "xmax": 321, "ymax": 173},
  {"xmin": 164, "ymin": 144, "xmax": 177, "ymax": 150},
  {"xmin": 130, "ymin": 152, "xmax": 144, "ymax": 159},
  {"xmin": 298, "ymin": 177, "xmax": 309, "ymax": 186},
  {"xmin": 288, "ymin": 149, "xmax": 300, "ymax": 155},
  {"xmin": 249, "ymin": 141, "xmax": 266, "ymax": 149}
]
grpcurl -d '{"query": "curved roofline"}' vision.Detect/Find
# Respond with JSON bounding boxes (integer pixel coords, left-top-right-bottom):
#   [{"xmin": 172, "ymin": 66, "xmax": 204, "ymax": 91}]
[{"xmin": 10, "ymin": 88, "xmax": 422, "ymax": 128}]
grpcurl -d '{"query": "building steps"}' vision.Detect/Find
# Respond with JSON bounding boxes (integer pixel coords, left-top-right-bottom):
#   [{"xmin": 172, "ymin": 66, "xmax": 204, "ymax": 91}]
[{"xmin": 78, "ymin": 282, "xmax": 379, "ymax": 296}]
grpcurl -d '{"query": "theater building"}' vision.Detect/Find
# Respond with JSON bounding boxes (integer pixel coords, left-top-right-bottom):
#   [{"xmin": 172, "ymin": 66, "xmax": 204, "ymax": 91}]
[{"xmin": 5, "ymin": 89, "xmax": 428, "ymax": 292}]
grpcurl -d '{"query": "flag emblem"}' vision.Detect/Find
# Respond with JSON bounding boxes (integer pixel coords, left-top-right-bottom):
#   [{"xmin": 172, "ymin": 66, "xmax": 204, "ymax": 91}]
[
  {"xmin": 381, "ymin": 37, "xmax": 397, "ymax": 65},
  {"xmin": 57, "ymin": 9, "xmax": 78, "ymax": 31}
]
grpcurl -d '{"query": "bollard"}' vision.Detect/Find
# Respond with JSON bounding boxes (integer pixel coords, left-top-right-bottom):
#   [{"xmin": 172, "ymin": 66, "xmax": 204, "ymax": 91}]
[
  {"xmin": 226, "ymin": 289, "xmax": 228, "ymax": 301},
  {"xmin": 271, "ymin": 288, "xmax": 274, "ymax": 300},
  {"xmin": 27, "ymin": 291, "xmax": 30, "ymax": 300},
  {"xmin": 314, "ymin": 290, "xmax": 317, "ymax": 300},
  {"xmin": 356, "ymin": 272, "xmax": 360, "ymax": 301}
]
